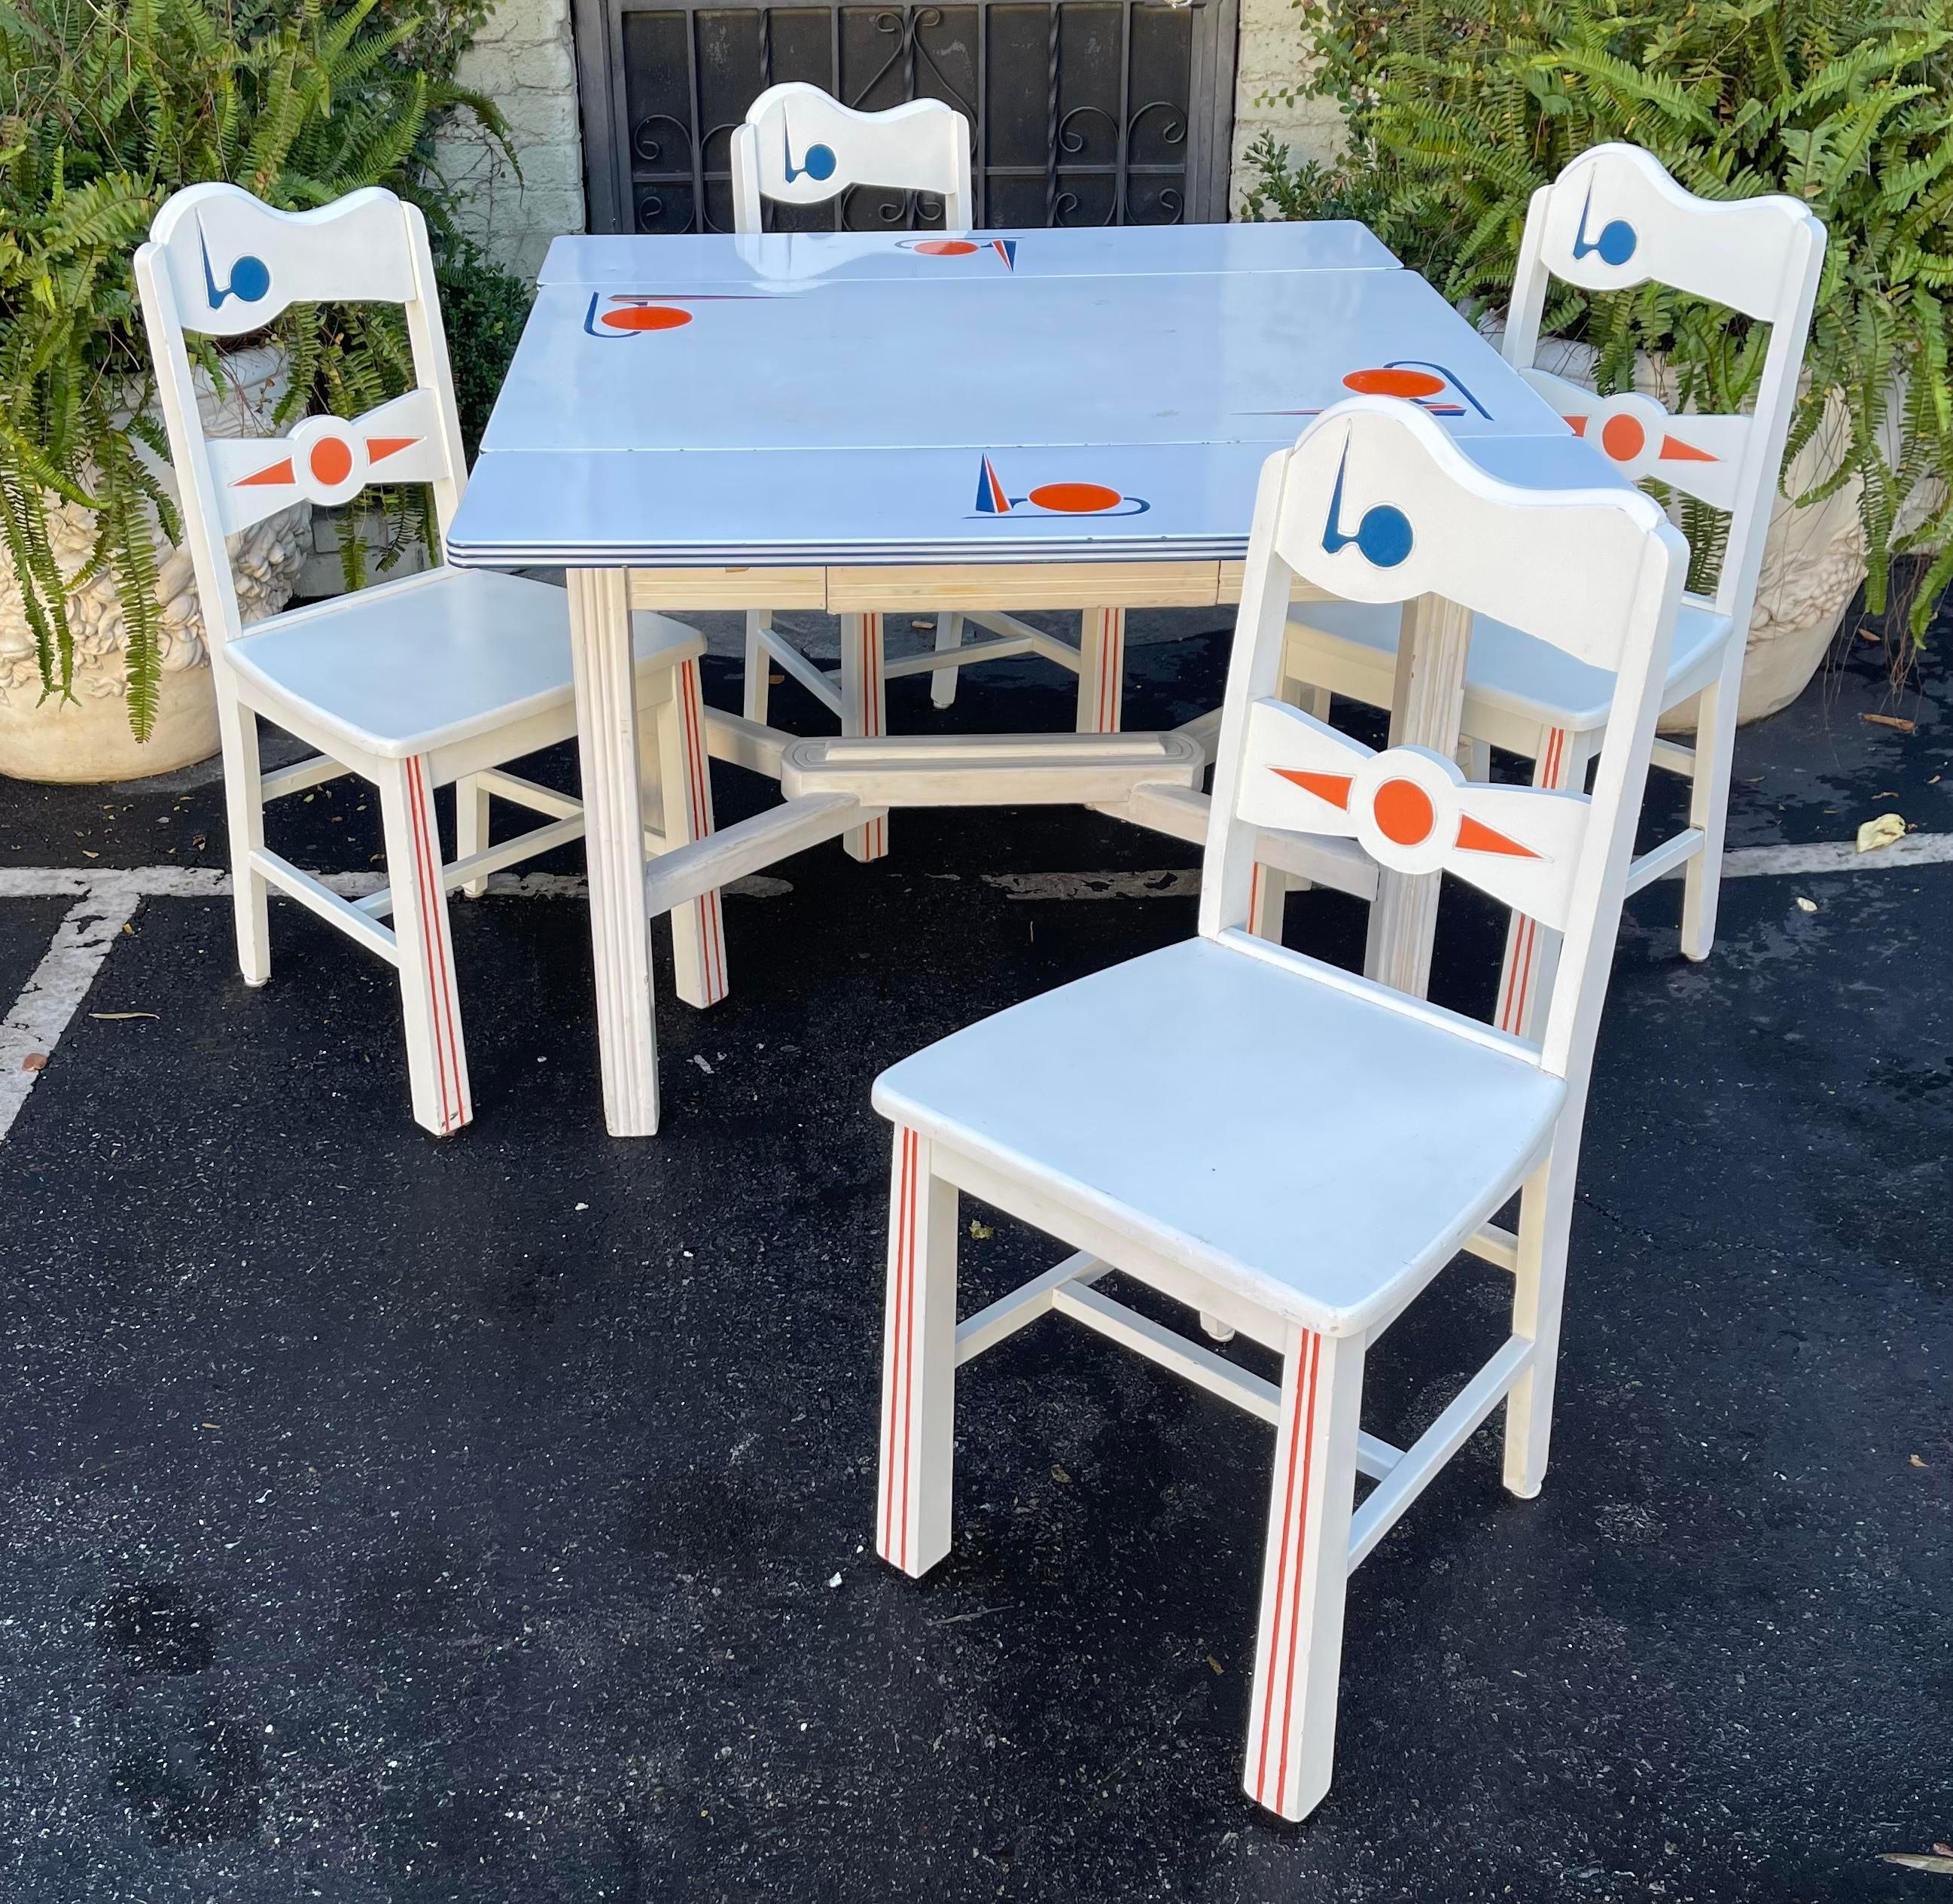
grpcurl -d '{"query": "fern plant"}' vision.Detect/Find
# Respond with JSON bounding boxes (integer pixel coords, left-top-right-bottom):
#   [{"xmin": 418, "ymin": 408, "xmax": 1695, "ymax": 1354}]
[
  {"xmin": 0, "ymin": 0, "xmax": 508, "ymax": 739},
  {"xmin": 1244, "ymin": 0, "xmax": 1953, "ymax": 646}
]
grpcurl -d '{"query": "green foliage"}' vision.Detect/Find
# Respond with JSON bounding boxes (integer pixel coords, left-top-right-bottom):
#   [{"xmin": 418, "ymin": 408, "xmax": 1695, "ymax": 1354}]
[
  {"xmin": 0, "ymin": 0, "xmax": 509, "ymax": 738},
  {"xmin": 435, "ymin": 235, "xmax": 532, "ymax": 464},
  {"xmin": 1242, "ymin": 0, "xmax": 1953, "ymax": 644}
]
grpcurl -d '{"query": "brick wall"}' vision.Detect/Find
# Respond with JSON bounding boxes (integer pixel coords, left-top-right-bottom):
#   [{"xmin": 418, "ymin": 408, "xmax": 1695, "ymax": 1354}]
[
  {"xmin": 431, "ymin": 0, "xmax": 587, "ymax": 282},
  {"xmin": 1228, "ymin": 0, "xmax": 1344, "ymax": 210}
]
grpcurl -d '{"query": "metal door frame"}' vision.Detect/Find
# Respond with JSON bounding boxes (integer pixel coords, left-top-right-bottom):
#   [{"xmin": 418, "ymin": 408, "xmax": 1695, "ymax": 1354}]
[{"xmin": 571, "ymin": 0, "xmax": 1240, "ymax": 234}]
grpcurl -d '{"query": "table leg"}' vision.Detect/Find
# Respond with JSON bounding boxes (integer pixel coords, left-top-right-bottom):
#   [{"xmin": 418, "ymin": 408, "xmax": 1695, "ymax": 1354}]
[
  {"xmin": 1363, "ymin": 592, "xmax": 1473, "ymax": 998},
  {"xmin": 567, "ymin": 567, "xmax": 660, "ymax": 1136},
  {"xmin": 1076, "ymin": 607, "xmax": 1126, "ymax": 734},
  {"xmin": 654, "ymin": 655, "xmax": 730, "ymax": 1009},
  {"xmin": 840, "ymin": 612, "xmax": 889, "ymax": 862}
]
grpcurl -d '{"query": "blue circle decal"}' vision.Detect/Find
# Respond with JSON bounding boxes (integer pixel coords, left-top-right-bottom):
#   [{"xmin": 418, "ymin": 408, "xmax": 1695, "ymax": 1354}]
[{"xmin": 1355, "ymin": 504, "xmax": 1413, "ymax": 568}]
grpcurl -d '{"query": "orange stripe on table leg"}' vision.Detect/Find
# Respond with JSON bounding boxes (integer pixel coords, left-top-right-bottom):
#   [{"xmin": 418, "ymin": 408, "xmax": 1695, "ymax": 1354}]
[
  {"xmin": 882, "ymin": 1129, "xmax": 914, "ymax": 1558},
  {"xmin": 1272, "ymin": 1330, "xmax": 1323, "ymax": 1809},
  {"xmin": 1249, "ymin": 864, "xmax": 1262, "ymax": 929},
  {"xmin": 1110, "ymin": 613, "xmax": 1123, "ymax": 730},
  {"xmin": 1255, "ymin": 1333, "xmax": 1311, "ymax": 1805}
]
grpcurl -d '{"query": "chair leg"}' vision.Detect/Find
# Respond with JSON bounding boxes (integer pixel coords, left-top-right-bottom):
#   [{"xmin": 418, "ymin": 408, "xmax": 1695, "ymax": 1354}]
[
  {"xmin": 1680, "ymin": 637, "xmax": 1744, "ymax": 961},
  {"xmin": 216, "ymin": 690, "xmax": 270, "ymax": 986},
  {"xmin": 1494, "ymin": 727, "xmax": 1594, "ymax": 1039},
  {"xmin": 743, "ymin": 609, "xmax": 772, "ymax": 724},
  {"xmin": 455, "ymin": 775, "xmax": 490, "ymax": 897},
  {"xmin": 1076, "ymin": 607, "xmax": 1126, "ymax": 734},
  {"xmin": 1243, "ymin": 1325, "xmax": 1365, "ymax": 1823},
  {"xmin": 376, "ymin": 754, "xmax": 473, "ymax": 1138},
  {"xmin": 839, "ymin": 612, "xmax": 889, "ymax": 862},
  {"xmin": 930, "ymin": 611, "xmax": 964, "ymax": 708},
  {"xmin": 1503, "ymin": 1153, "xmax": 1572, "ymax": 1498},
  {"xmin": 876, "ymin": 1125, "xmax": 959, "ymax": 1579},
  {"xmin": 652, "ymin": 656, "xmax": 730, "ymax": 1009}
]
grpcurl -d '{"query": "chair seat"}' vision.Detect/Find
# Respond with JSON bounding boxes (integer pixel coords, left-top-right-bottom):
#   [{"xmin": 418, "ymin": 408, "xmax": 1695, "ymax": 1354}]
[
  {"xmin": 1287, "ymin": 596, "xmax": 1733, "ymax": 737},
  {"xmin": 873, "ymin": 937, "xmax": 1564, "ymax": 1336},
  {"xmin": 226, "ymin": 567, "xmax": 704, "ymax": 760}
]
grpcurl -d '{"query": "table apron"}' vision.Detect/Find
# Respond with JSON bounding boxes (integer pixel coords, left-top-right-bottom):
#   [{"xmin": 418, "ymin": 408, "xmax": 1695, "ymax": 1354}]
[{"xmin": 619, "ymin": 559, "xmax": 1300, "ymax": 614}]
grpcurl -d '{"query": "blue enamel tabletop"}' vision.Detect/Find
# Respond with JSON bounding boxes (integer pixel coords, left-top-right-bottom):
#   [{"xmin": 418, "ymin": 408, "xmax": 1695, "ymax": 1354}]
[{"xmin": 446, "ymin": 223, "xmax": 1621, "ymax": 569}]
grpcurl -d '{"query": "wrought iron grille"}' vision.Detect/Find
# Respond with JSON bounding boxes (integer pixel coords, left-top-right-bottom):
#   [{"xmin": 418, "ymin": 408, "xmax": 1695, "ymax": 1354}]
[{"xmin": 571, "ymin": 0, "xmax": 1239, "ymax": 236}]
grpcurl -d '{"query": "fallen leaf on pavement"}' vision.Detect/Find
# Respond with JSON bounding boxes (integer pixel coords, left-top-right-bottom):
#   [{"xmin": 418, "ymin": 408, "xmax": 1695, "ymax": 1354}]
[
  {"xmin": 1856, "ymin": 813, "xmax": 1906, "ymax": 853},
  {"xmin": 1795, "ymin": 897, "xmax": 1817, "ymax": 913},
  {"xmin": 22, "ymin": 1053, "xmax": 47, "ymax": 1072}
]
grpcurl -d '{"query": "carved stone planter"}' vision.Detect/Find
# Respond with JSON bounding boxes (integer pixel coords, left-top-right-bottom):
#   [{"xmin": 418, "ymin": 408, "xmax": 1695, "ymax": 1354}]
[{"xmin": 0, "ymin": 343, "xmax": 307, "ymax": 783}]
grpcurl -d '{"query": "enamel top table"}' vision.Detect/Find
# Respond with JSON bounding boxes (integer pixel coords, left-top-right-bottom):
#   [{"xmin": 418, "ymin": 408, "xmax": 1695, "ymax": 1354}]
[{"xmin": 446, "ymin": 221, "xmax": 1624, "ymax": 1135}]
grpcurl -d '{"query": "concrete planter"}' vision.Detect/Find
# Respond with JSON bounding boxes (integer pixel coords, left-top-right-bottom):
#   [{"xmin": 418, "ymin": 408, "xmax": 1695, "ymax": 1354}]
[
  {"xmin": 0, "ymin": 343, "xmax": 307, "ymax": 784},
  {"xmin": 1524, "ymin": 333, "xmax": 1916, "ymax": 730}
]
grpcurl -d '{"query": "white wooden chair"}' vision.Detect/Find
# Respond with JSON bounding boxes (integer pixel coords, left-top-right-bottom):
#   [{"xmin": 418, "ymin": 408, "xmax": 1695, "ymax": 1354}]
[
  {"xmin": 135, "ymin": 183, "xmax": 724, "ymax": 1136},
  {"xmin": 729, "ymin": 83, "xmax": 1123, "ymax": 861},
  {"xmin": 1276, "ymin": 145, "xmax": 1824, "ymax": 1031},
  {"xmin": 869, "ymin": 395, "xmax": 1688, "ymax": 1822}
]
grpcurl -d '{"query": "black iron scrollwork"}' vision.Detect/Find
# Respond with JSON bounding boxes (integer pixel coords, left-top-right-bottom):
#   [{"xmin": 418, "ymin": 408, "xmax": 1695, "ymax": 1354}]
[{"xmin": 627, "ymin": 0, "xmax": 1195, "ymax": 236}]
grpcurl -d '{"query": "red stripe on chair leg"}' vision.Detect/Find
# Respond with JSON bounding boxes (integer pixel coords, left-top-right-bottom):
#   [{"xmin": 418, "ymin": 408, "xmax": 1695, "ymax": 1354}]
[
  {"xmin": 883, "ymin": 1129, "xmax": 916, "ymax": 1563},
  {"xmin": 893, "ymin": 1129, "xmax": 919, "ymax": 1569},
  {"xmin": 1248, "ymin": 864, "xmax": 1263, "ymax": 933},
  {"xmin": 1272, "ymin": 1330, "xmax": 1323, "ymax": 1809},
  {"xmin": 897, "ymin": 1127, "xmax": 922, "ymax": 1571},
  {"xmin": 405, "ymin": 757, "xmax": 459, "ymax": 1132},
  {"xmin": 1255, "ymin": 1332, "xmax": 1315, "ymax": 1805}
]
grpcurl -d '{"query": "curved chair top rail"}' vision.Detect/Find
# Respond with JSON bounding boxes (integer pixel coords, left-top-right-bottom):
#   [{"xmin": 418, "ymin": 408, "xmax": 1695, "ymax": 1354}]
[
  {"xmin": 730, "ymin": 83, "xmax": 973, "ymax": 233},
  {"xmin": 145, "ymin": 182, "xmax": 421, "ymax": 339},
  {"xmin": 1511, "ymin": 142, "xmax": 1824, "ymax": 331}
]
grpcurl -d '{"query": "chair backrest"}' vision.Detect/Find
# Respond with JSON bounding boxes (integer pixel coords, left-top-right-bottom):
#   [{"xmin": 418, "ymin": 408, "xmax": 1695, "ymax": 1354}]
[
  {"xmin": 1202, "ymin": 396, "xmax": 1687, "ymax": 1090},
  {"xmin": 133, "ymin": 183, "xmax": 468, "ymax": 649},
  {"xmin": 1502, "ymin": 144, "xmax": 1825, "ymax": 627},
  {"xmin": 729, "ymin": 83, "xmax": 973, "ymax": 234}
]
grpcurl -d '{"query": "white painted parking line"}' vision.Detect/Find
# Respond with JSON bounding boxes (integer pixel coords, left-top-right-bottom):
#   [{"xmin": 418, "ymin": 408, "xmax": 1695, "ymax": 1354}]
[
  {"xmin": 982, "ymin": 833, "xmax": 1953, "ymax": 899},
  {"xmin": 1, "ymin": 833, "xmax": 1944, "ymax": 1142},
  {"xmin": 0, "ymin": 888, "xmax": 144, "ymax": 1140}
]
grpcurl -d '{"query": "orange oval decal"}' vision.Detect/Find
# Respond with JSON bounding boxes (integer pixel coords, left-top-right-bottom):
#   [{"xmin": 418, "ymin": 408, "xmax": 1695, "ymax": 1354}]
[
  {"xmin": 308, "ymin": 438, "xmax": 355, "ymax": 485},
  {"xmin": 601, "ymin": 305, "xmax": 693, "ymax": 331},
  {"xmin": 1600, "ymin": 413, "xmax": 1647, "ymax": 462},
  {"xmin": 1027, "ymin": 482, "xmax": 1122, "ymax": 514},
  {"xmin": 913, "ymin": 240, "xmax": 980, "ymax": 256},
  {"xmin": 1373, "ymin": 777, "xmax": 1437, "ymax": 847},
  {"xmin": 1342, "ymin": 367, "xmax": 1446, "ymax": 399}
]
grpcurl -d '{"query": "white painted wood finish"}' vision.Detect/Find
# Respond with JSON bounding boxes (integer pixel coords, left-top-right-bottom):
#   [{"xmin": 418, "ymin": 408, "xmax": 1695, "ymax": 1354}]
[
  {"xmin": 447, "ymin": 214, "xmax": 1636, "ymax": 1104},
  {"xmin": 730, "ymin": 83, "xmax": 971, "ymax": 234},
  {"xmin": 727, "ymin": 88, "xmax": 1138, "ymax": 745},
  {"xmin": 870, "ymin": 398, "xmax": 1688, "ymax": 1820},
  {"xmin": 1281, "ymin": 145, "xmax": 1827, "ymax": 999},
  {"xmin": 135, "ymin": 184, "xmax": 715, "ymax": 1135}
]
